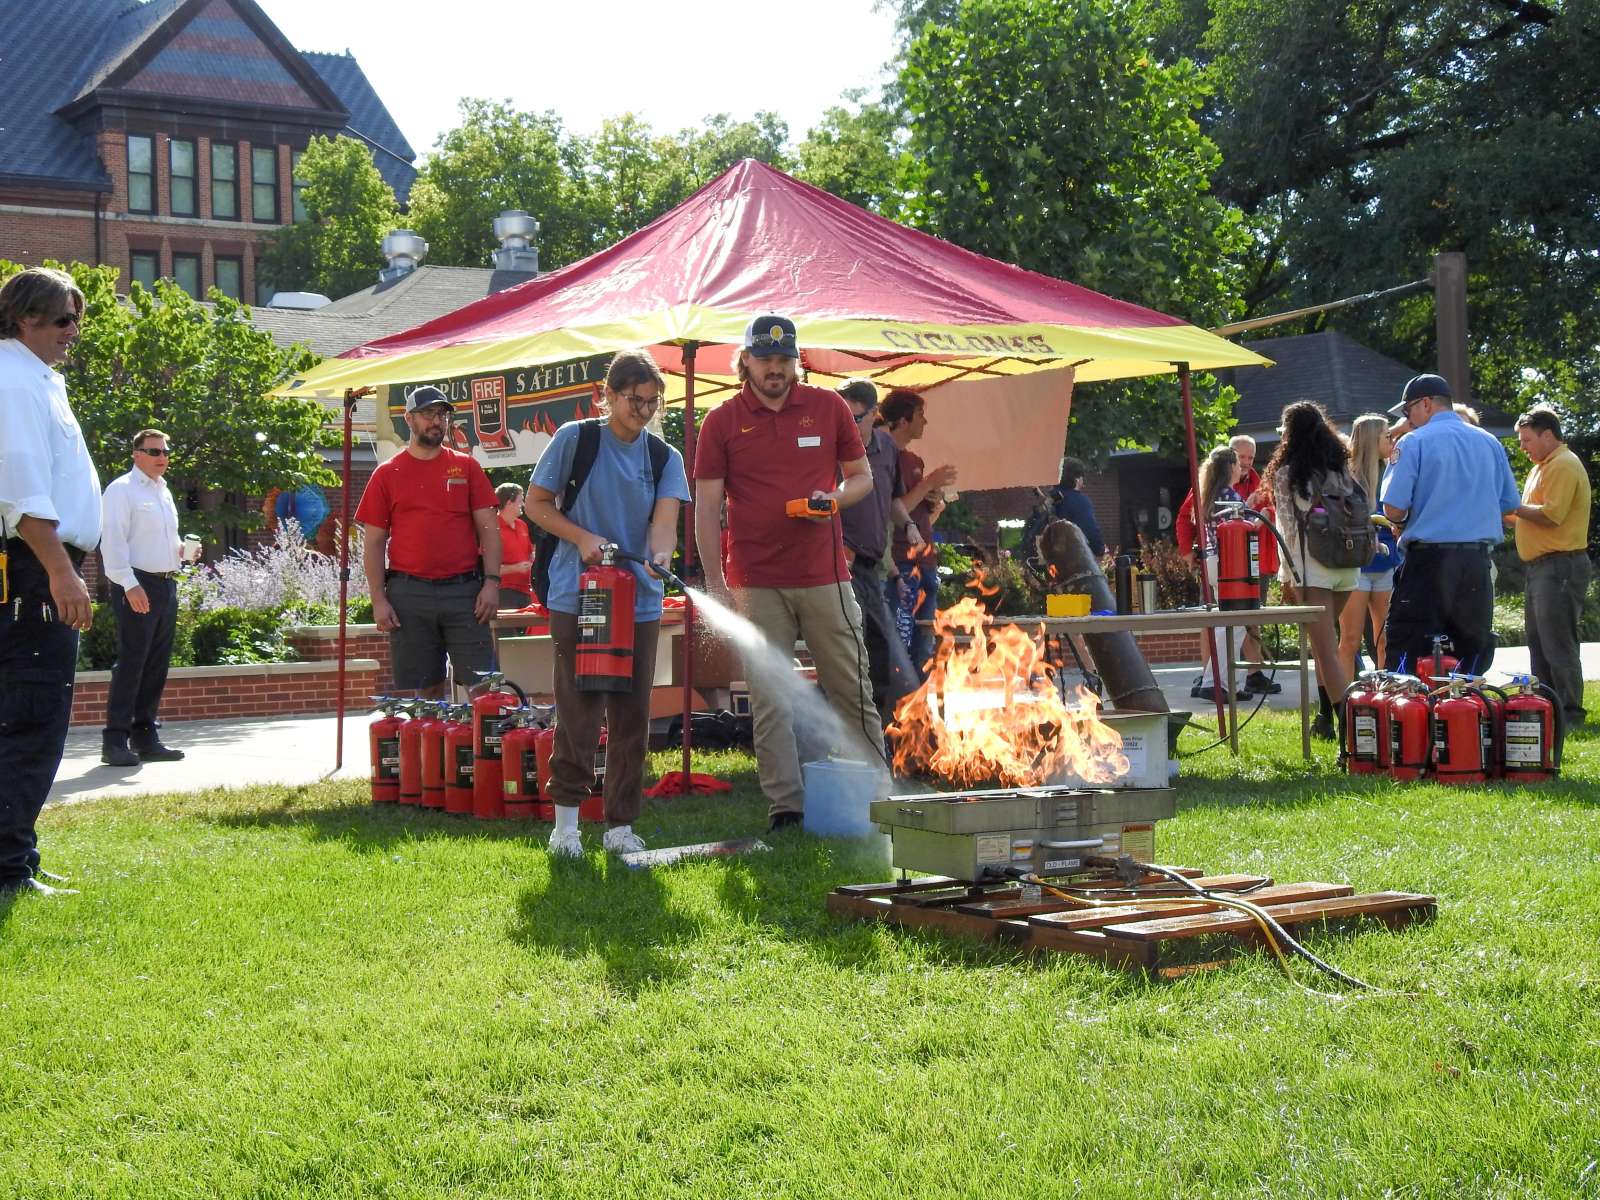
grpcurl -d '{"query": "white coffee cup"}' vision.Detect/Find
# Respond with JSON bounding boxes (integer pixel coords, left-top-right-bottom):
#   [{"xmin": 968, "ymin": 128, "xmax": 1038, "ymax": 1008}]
[{"xmin": 181, "ymin": 535, "xmax": 202, "ymax": 564}]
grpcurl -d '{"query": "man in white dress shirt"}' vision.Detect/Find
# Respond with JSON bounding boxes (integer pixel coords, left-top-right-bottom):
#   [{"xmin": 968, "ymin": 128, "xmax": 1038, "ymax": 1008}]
[
  {"xmin": 100, "ymin": 428, "xmax": 190, "ymax": 766},
  {"xmin": 0, "ymin": 267, "xmax": 101, "ymax": 898}
]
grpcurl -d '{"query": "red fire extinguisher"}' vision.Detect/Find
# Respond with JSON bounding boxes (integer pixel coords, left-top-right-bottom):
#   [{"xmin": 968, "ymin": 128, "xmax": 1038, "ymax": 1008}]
[
  {"xmin": 576, "ymin": 543, "xmax": 638, "ymax": 692},
  {"xmin": 368, "ymin": 697, "xmax": 405, "ymax": 804},
  {"xmin": 1477, "ymin": 680, "xmax": 1507, "ymax": 781},
  {"xmin": 534, "ymin": 726, "xmax": 558, "ymax": 821},
  {"xmin": 1214, "ymin": 513, "xmax": 1262, "ymax": 610},
  {"xmin": 1432, "ymin": 677, "xmax": 1492, "ymax": 785},
  {"xmin": 443, "ymin": 705, "xmax": 475, "ymax": 815},
  {"xmin": 582, "ymin": 728, "xmax": 608, "ymax": 822},
  {"xmin": 502, "ymin": 705, "xmax": 553, "ymax": 820},
  {"xmin": 472, "ymin": 673, "xmax": 528, "ymax": 820},
  {"xmin": 1417, "ymin": 635, "xmax": 1459, "ymax": 691},
  {"xmin": 417, "ymin": 702, "xmax": 449, "ymax": 810},
  {"xmin": 1386, "ymin": 677, "xmax": 1432, "ymax": 781},
  {"xmin": 1342, "ymin": 673, "xmax": 1387, "ymax": 774},
  {"xmin": 1501, "ymin": 674, "xmax": 1559, "ymax": 782},
  {"xmin": 397, "ymin": 702, "xmax": 424, "ymax": 805}
]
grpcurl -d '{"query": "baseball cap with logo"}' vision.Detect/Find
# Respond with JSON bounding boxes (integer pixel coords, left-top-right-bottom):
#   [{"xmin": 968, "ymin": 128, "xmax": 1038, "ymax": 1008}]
[
  {"xmin": 743, "ymin": 314, "xmax": 800, "ymax": 359},
  {"xmin": 404, "ymin": 385, "xmax": 454, "ymax": 413},
  {"xmin": 1387, "ymin": 373, "xmax": 1452, "ymax": 421}
]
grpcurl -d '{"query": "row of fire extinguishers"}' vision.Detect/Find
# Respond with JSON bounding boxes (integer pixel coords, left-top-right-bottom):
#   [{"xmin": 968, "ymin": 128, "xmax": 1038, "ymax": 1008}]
[
  {"xmin": 1341, "ymin": 639, "xmax": 1561, "ymax": 784},
  {"xmin": 367, "ymin": 675, "xmax": 609, "ymax": 821}
]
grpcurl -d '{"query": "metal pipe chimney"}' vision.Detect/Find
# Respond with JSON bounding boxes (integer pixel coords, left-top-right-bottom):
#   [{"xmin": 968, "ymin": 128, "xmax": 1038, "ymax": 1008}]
[
  {"xmin": 492, "ymin": 210, "xmax": 539, "ymax": 273},
  {"xmin": 380, "ymin": 229, "xmax": 428, "ymax": 283}
]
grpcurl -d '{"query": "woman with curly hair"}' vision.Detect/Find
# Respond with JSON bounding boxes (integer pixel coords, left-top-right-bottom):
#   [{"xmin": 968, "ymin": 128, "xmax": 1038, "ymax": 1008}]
[{"xmin": 1262, "ymin": 402, "xmax": 1362, "ymax": 741}]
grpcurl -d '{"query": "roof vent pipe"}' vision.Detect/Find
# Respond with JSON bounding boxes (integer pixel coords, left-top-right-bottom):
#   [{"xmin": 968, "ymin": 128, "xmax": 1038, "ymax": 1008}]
[
  {"xmin": 380, "ymin": 229, "xmax": 428, "ymax": 282},
  {"xmin": 492, "ymin": 210, "xmax": 539, "ymax": 274}
]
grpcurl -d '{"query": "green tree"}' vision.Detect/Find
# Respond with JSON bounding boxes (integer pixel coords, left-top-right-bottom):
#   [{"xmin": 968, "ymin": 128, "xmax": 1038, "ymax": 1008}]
[
  {"xmin": 896, "ymin": 0, "xmax": 1250, "ymax": 460},
  {"xmin": 257, "ymin": 135, "xmax": 398, "ymax": 299},
  {"xmin": 793, "ymin": 91, "xmax": 904, "ymax": 214},
  {"xmin": 407, "ymin": 100, "xmax": 591, "ymax": 271},
  {"xmin": 0, "ymin": 260, "xmax": 332, "ymax": 536}
]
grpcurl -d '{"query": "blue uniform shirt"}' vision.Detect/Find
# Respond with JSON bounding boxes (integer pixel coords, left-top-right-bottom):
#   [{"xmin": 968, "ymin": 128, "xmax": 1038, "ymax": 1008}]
[
  {"xmin": 1380, "ymin": 411, "xmax": 1519, "ymax": 546},
  {"xmin": 1050, "ymin": 486, "xmax": 1106, "ymax": 556},
  {"xmin": 531, "ymin": 421, "xmax": 690, "ymax": 619}
]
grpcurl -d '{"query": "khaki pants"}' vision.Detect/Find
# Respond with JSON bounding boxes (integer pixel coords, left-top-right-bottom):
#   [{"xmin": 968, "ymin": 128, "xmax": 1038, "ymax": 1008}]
[{"xmin": 739, "ymin": 582, "xmax": 886, "ymax": 818}]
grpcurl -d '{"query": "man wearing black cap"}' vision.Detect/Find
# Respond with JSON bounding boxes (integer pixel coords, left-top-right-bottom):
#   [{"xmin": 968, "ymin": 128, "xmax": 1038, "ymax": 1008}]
[
  {"xmin": 356, "ymin": 385, "xmax": 501, "ymax": 698},
  {"xmin": 692, "ymin": 316, "xmax": 884, "ymax": 830},
  {"xmin": 1379, "ymin": 373, "xmax": 1520, "ymax": 674}
]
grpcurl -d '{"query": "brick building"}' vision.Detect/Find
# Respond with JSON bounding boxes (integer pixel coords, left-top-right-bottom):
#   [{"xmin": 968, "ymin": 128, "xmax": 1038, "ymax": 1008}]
[{"xmin": 0, "ymin": 0, "xmax": 415, "ymax": 301}]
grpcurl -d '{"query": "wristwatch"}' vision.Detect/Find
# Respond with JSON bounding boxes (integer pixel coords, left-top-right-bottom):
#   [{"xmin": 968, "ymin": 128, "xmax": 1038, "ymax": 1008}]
[{"xmin": 483, "ymin": 573, "xmax": 501, "ymax": 582}]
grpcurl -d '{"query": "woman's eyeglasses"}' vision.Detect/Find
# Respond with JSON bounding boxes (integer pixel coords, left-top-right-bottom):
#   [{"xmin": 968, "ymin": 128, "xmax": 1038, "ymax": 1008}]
[{"xmin": 618, "ymin": 392, "xmax": 662, "ymax": 413}]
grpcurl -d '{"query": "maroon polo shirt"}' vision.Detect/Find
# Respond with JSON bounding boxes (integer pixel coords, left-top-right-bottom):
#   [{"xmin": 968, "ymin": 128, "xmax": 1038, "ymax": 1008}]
[{"xmin": 694, "ymin": 381, "xmax": 864, "ymax": 588}]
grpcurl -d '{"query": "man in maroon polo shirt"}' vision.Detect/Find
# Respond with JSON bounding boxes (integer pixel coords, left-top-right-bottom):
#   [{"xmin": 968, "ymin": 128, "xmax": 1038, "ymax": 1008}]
[
  {"xmin": 357, "ymin": 385, "xmax": 502, "ymax": 698},
  {"xmin": 693, "ymin": 315, "xmax": 884, "ymax": 830}
]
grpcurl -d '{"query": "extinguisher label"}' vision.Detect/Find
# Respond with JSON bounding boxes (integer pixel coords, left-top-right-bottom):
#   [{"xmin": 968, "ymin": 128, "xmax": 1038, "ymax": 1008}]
[
  {"xmin": 377, "ymin": 737, "xmax": 400, "ymax": 779},
  {"xmin": 455, "ymin": 744, "xmax": 474, "ymax": 782},
  {"xmin": 592, "ymin": 745, "xmax": 607, "ymax": 788},
  {"xmin": 479, "ymin": 714, "xmax": 507, "ymax": 755},
  {"xmin": 1353, "ymin": 714, "xmax": 1377, "ymax": 757},
  {"xmin": 578, "ymin": 584, "xmax": 610, "ymax": 633},
  {"xmin": 1248, "ymin": 534, "xmax": 1260, "ymax": 580},
  {"xmin": 1503, "ymin": 718, "xmax": 1542, "ymax": 765},
  {"xmin": 520, "ymin": 749, "xmax": 539, "ymax": 790}
]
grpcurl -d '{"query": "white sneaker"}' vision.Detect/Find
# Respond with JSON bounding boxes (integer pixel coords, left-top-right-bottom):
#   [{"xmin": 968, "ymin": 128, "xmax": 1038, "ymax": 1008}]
[
  {"xmin": 603, "ymin": 826, "xmax": 647, "ymax": 855},
  {"xmin": 547, "ymin": 828, "xmax": 584, "ymax": 858}
]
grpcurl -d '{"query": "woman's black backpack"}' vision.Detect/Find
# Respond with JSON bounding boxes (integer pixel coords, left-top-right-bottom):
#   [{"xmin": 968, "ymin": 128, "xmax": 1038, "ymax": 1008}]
[{"xmin": 531, "ymin": 419, "xmax": 670, "ymax": 605}]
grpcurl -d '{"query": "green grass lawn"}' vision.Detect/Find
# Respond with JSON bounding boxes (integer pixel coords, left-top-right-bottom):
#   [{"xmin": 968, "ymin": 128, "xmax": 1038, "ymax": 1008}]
[{"xmin": 4, "ymin": 689, "xmax": 1598, "ymax": 1198}]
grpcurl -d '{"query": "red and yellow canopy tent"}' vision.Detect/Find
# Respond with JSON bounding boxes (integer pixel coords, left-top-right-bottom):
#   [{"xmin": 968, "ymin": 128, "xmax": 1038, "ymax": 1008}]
[{"xmin": 284, "ymin": 159, "xmax": 1269, "ymax": 773}]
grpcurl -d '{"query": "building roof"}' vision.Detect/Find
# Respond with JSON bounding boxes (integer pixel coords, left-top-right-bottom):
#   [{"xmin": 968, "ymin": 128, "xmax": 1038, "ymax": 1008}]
[
  {"xmin": 251, "ymin": 265, "xmax": 538, "ymax": 358},
  {"xmin": 0, "ymin": 0, "xmax": 413, "ymax": 199},
  {"xmin": 1223, "ymin": 330, "xmax": 1511, "ymax": 435}
]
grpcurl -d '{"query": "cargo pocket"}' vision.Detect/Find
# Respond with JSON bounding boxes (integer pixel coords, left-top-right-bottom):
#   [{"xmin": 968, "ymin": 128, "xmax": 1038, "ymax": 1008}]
[{"xmin": 0, "ymin": 666, "xmax": 71, "ymax": 735}]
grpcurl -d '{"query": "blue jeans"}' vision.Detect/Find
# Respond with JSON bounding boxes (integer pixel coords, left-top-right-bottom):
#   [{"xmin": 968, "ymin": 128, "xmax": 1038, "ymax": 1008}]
[{"xmin": 887, "ymin": 558, "xmax": 940, "ymax": 678}]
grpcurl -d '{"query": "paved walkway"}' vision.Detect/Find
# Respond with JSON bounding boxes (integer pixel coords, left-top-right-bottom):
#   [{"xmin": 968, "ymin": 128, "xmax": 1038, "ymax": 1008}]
[{"xmin": 48, "ymin": 643, "xmax": 1599, "ymax": 806}]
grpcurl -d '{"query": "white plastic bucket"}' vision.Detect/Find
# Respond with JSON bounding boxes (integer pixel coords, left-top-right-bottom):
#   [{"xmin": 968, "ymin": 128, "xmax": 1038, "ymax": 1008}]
[{"xmin": 801, "ymin": 759, "xmax": 881, "ymax": 837}]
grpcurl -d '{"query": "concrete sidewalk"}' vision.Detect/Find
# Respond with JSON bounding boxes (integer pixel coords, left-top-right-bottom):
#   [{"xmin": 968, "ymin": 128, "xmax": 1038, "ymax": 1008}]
[{"xmin": 48, "ymin": 643, "xmax": 1599, "ymax": 806}]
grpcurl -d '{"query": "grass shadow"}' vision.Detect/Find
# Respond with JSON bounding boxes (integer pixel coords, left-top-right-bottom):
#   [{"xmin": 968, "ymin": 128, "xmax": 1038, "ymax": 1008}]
[{"xmin": 205, "ymin": 796, "xmax": 553, "ymax": 853}]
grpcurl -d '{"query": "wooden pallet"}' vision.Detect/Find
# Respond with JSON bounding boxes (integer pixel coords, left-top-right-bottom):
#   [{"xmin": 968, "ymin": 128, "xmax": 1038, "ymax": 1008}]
[{"xmin": 826, "ymin": 869, "xmax": 1436, "ymax": 975}]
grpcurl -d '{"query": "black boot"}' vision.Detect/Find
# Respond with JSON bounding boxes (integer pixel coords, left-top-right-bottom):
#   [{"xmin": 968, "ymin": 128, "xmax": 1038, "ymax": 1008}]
[
  {"xmin": 131, "ymin": 729, "xmax": 184, "ymax": 762},
  {"xmin": 101, "ymin": 732, "xmax": 139, "ymax": 767}
]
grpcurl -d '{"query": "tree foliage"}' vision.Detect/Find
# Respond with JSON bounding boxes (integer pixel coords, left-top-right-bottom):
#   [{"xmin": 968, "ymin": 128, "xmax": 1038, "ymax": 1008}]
[
  {"xmin": 895, "ymin": 0, "xmax": 1250, "ymax": 460},
  {"xmin": 257, "ymin": 135, "xmax": 398, "ymax": 299},
  {"xmin": 793, "ymin": 91, "xmax": 904, "ymax": 214},
  {"xmin": 0, "ymin": 259, "xmax": 331, "ymax": 535}
]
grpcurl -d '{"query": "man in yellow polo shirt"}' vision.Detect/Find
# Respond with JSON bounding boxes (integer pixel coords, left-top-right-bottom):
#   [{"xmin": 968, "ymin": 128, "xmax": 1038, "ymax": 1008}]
[{"xmin": 1509, "ymin": 406, "xmax": 1592, "ymax": 729}]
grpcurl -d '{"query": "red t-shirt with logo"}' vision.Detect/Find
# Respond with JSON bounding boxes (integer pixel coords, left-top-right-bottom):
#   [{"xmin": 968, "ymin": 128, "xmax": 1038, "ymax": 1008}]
[
  {"xmin": 693, "ymin": 382, "xmax": 865, "ymax": 588},
  {"xmin": 355, "ymin": 447, "xmax": 496, "ymax": 578},
  {"xmin": 498, "ymin": 514, "xmax": 534, "ymax": 593}
]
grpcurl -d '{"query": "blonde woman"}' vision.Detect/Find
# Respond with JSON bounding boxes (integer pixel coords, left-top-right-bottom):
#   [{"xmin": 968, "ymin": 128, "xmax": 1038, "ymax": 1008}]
[{"xmin": 1339, "ymin": 415, "xmax": 1399, "ymax": 674}]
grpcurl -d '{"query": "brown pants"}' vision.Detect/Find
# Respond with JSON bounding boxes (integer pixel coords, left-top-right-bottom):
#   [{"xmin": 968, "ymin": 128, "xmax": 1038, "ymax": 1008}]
[{"xmin": 548, "ymin": 611, "xmax": 659, "ymax": 826}]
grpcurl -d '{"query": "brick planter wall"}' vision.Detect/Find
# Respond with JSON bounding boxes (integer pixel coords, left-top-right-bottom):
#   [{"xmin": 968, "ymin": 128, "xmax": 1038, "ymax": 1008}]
[
  {"xmin": 1132, "ymin": 631, "xmax": 1205, "ymax": 666},
  {"xmin": 71, "ymin": 659, "xmax": 379, "ymax": 727},
  {"xmin": 290, "ymin": 624, "xmax": 393, "ymax": 691}
]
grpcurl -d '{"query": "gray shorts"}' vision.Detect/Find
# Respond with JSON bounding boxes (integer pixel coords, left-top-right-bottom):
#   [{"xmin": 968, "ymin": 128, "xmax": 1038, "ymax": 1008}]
[{"xmin": 385, "ymin": 573, "xmax": 493, "ymax": 690}]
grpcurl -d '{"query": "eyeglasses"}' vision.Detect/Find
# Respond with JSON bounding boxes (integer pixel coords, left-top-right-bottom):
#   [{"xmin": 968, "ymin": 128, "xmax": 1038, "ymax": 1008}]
[
  {"xmin": 51, "ymin": 313, "xmax": 81, "ymax": 329},
  {"xmin": 618, "ymin": 392, "xmax": 662, "ymax": 412},
  {"xmin": 851, "ymin": 407, "xmax": 877, "ymax": 422},
  {"xmin": 137, "ymin": 447, "xmax": 170, "ymax": 456}
]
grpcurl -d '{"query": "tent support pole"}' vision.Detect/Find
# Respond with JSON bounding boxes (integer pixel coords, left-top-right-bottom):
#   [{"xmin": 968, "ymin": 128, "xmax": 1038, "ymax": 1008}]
[
  {"xmin": 1178, "ymin": 365, "xmax": 1230, "ymax": 740},
  {"xmin": 680, "ymin": 343, "xmax": 699, "ymax": 783},
  {"xmin": 335, "ymin": 387, "xmax": 364, "ymax": 772}
]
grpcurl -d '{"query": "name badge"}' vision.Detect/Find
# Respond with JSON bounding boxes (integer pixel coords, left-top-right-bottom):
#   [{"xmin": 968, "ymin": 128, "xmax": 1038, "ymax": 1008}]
[{"xmin": 797, "ymin": 436, "xmax": 822, "ymax": 448}]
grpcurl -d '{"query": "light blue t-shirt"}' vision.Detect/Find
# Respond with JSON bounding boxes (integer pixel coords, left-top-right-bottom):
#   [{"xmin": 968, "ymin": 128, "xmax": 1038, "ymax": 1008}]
[
  {"xmin": 1380, "ymin": 411, "xmax": 1519, "ymax": 546},
  {"xmin": 530, "ymin": 420, "xmax": 690, "ymax": 619}
]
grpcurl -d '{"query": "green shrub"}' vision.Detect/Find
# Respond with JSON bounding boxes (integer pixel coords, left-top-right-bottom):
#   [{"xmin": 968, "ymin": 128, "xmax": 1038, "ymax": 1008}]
[
  {"xmin": 76, "ymin": 602, "xmax": 120, "ymax": 670},
  {"xmin": 188, "ymin": 607, "xmax": 295, "ymax": 666}
]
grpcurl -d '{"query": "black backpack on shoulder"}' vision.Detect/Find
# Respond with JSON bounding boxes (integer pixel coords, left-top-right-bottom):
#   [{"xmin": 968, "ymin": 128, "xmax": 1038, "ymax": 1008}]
[
  {"xmin": 531, "ymin": 419, "xmax": 671, "ymax": 606},
  {"xmin": 1296, "ymin": 468, "xmax": 1377, "ymax": 570}
]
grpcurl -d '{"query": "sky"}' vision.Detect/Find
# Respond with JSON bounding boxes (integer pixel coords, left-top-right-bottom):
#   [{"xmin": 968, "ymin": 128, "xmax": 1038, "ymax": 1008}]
[{"xmin": 258, "ymin": 0, "xmax": 902, "ymax": 161}]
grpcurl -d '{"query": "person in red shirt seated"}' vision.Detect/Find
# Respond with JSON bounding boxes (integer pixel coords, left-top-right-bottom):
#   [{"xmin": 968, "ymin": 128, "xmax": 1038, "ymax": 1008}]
[
  {"xmin": 356, "ymin": 386, "xmax": 501, "ymax": 698},
  {"xmin": 692, "ymin": 315, "xmax": 884, "ymax": 832},
  {"xmin": 494, "ymin": 482, "xmax": 534, "ymax": 609}
]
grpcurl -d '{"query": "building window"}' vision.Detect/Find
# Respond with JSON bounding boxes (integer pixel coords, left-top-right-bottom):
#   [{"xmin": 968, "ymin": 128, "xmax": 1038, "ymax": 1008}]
[
  {"xmin": 251, "ymin": 146, "xmax": 278, "ymax": 223},
  {"xmin": 214, "ymin": 256, "xmax": 243, "ymax": 300},
  {"xmin": 170, "ymin": 138, "xmax": 197, "ymax": 216},
  {"xmin": 172, "ymin": 253, "xmax": 201, "ymax": 299},
  {"xmin": 211, "ymin": 143, "xmax": 238, "ymax": 220},
  {"xmin": 256, "ymin": 279, "xmax": 275, "ymax": 306},
  {"xmin": 291, "ymin": 149, "xmax": 309, "ymax": 222},
  {"xmin": 129, "ymin": 251, "xmax": 159, "ymax": 290},
  {"xmin": 127, "ymin": 135, "xmax": 154, "ymax": 213}
]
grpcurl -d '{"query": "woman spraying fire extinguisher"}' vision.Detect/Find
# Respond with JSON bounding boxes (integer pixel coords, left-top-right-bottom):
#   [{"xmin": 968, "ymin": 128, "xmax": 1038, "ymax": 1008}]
[{"xmin": 524, "ymin": 350, "xmax": 691, "ymax": 858}]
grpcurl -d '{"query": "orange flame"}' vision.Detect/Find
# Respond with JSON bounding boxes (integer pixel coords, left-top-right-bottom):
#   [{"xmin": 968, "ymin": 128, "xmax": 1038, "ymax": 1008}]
[{"xmin": 888, "ymin": 597, "xmax": 1129, "ymax": 789}]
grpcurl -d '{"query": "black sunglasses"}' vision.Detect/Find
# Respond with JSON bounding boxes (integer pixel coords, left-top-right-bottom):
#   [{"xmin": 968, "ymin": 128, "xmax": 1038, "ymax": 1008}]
[
  {"xmin": 138, "ymin": 447, "xmax": 170, "ymax": 456},
  {"xmin": 51, "ymin": 313, "xmax": 81, "ymax": 329}
]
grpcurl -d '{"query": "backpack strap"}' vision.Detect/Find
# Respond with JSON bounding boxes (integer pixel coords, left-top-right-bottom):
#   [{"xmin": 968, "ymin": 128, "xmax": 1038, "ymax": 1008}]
[
  {"xmin": 556, "ymin": 419, "xmax": 604, "ymax": 513},
  {"xmin": 644, "ymin": 431, "xmax": 669, "ymax": 494}
]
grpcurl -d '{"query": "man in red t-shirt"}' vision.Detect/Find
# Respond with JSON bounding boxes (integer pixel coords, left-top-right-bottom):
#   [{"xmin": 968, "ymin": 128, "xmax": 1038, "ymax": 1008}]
[
  {"xmin": 493, "ymin": 482, "xmax": 534, "ymax": 607},
  {"xmin": 693, "ymin": 315, "xmax": 883, "ymax": 830},
  {"xmin": 356, "ymin": 386, "xmax": 501, "ymax": 696}
]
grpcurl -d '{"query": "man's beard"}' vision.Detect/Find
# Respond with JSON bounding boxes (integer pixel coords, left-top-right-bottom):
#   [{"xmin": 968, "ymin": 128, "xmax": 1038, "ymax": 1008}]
[
  {"xmin": 415, "ymin": 427, "xmax": 445, "ymax": 447},
  {"xmin": 753, "ymin": 369, "xmax": 791, "ymax": 400}
]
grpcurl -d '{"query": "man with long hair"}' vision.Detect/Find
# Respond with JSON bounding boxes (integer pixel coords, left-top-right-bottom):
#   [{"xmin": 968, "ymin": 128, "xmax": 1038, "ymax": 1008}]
[{"xmin": 0, "ymin": 267, "xmax": 101, "ymax": 897}]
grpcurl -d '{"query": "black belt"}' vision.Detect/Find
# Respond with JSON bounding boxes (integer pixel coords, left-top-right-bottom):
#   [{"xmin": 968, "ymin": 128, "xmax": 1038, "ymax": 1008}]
[
  {"xmin": 1408, "ymin": 541, "xmax": 1492, "ymax": 552},
  {"xmin": 387, "ymin": 570, "xmax": 483, "ymax": 585},
  {"xmin": 134, "ymin": 567, "xmax": 178, "ymax": 580},
  {"xmin": 5, "ymin": 536, "xmax": 87, "ymax": 569},
  {"xmin": 849, "ymin": 551, "xmax": 881, "ymax": 571},
  {"xmin": 1528, "ymin": 549, "xmax": 1587, "ymax": 561}
]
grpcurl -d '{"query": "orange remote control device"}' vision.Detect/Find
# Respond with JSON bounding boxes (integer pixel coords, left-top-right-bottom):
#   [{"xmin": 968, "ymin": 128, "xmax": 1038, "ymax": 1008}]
[{"xmin": 785, "ymin": 497, "xmax": 838, "ymax": 519}]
